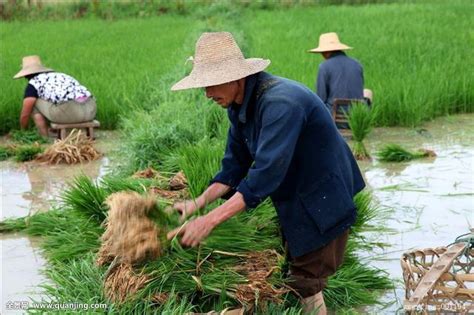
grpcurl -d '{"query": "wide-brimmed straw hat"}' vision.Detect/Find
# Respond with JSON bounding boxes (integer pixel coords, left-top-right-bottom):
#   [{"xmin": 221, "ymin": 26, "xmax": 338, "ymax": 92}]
[
  {"xmin": 308, "ymin": 32, "xmax": 352, "ymax": 53},
  {"xmin": 171, "ymin": 32, "xmax": 270, "ymax": 91},
  {"xmin": 13, "ymin": 55, "xmax": 53, "ymax": 79}
]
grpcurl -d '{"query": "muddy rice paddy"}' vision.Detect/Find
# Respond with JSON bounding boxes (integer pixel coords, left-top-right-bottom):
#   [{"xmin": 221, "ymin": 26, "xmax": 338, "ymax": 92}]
[{"xmin": 1, "ymin": 115, "xmax": 473, "ymax": 314}]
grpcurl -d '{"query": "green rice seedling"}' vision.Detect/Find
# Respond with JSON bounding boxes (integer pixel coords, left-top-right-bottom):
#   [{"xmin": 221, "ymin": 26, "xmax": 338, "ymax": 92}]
[
  {"xmin": 205, "ymin": 104, "xmax": 229, "ymax": 139},
  {"xmin": 325, "ymin": 260, "xmax": 392, "ymax": 309},
  {"xmin": 347, "ymin": 103, "xmax": 373, "ymax": 160},
  {"xmin": 36, "ymin": 254, "xmax": 106, "ymax": 308},
  {"xmin": 0, "ymin": 145, "xmax": 14, "ymax": 161},
  {"xmin": 376, "ymin": 143, "xmax": 436, "ymax": 162},
  {"xmin": 0, "ymin": 216, "xmax": 27, "ymax": 232},
  {"xmin": 10, "ymin": 129, "xmax": 47, "ymax": 144},
  {"xmin": 177, "ymin": 139, "xmax": 226, "ymax": 198},
  {"xmin": 61, "ymin": 175, "xmax": 108, "ymax": 222},
  {"xmin": 13, "ymin": 144, "xmax": 44, "ymax": 162}
]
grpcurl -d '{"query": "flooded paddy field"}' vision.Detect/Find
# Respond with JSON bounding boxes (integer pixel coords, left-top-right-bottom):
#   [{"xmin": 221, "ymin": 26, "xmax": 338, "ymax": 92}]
[
  {"xmin": 361, "ymin": 114, "xmax": 474, "ymax": 313},
  {"xmin": 1, "ymin": 131, "xmax": 118, "ymax": 314},
  {"xmin": 1, "ymin": 115, "xmax": 473, "ymax": 314}
]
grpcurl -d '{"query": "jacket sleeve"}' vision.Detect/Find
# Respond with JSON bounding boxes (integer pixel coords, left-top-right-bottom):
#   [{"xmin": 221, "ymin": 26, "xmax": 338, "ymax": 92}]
[
  {"xmin": 237, "ymin": 97, "xmax": 306, "ymax": 208},
  {"xmin": 316, "ymin": 65, "xmax": 328, "ymax": 104},
  {"xmin": 210, "ymin": 125, "xmax": 253, "ymax": 189}
]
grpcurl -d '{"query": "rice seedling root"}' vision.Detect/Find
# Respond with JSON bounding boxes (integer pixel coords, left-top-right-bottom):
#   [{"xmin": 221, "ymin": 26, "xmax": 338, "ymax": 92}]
[{"xmin": 36, "ymin": 129, "xmax": 101, "ymax": 164}]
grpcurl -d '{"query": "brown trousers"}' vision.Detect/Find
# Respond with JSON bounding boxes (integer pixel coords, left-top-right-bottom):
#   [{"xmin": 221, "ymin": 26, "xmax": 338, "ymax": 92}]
[{"xmin": 287, "ymin": 230, "xmax": 350, "ymax": 298}]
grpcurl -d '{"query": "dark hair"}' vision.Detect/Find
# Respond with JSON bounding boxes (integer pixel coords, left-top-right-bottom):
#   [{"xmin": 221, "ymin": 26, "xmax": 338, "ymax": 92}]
[{"xmin": 24, "ymin": 73, "xmax": 37, "ymax": 80}]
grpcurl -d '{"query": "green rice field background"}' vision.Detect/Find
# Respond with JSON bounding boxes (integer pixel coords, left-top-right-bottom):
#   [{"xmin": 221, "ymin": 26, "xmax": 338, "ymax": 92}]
[
  {"xmin": 1, "ymin": 0, "xmax": 472, "ymax": 134},
  {"xmin": 0, "ymin": 1, "xmax": 472, "ymax": 313}
]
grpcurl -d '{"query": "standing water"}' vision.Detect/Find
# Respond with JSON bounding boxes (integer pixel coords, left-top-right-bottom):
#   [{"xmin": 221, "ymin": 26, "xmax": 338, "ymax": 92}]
[
  {"xmin": 1, "ymin": 131, "xmax": 117, "ymax": 314},
  {"xmin": 360, "ymin": 114, "xmax": 474, "ymax": 313}
]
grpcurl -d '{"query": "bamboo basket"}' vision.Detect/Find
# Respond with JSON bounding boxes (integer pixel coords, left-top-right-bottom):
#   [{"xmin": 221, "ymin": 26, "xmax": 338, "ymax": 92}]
[{"xmin": 401, "ymin": 240, "xmax": 474, "ymax": 314}]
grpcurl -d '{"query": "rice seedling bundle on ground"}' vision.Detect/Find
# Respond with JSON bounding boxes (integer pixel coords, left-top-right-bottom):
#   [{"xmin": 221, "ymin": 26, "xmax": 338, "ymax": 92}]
[
  {"xmin": 36, "ymin": 129, "xmax": 101, "ymax": 164},
  {"xmin": 347, "ymin": 103, "xmax": 373, "ymax": 160},
  {"xmin": 376, "ymin": 143, "xmax": 437, "ymax": 162},
  {"xmin": 0, "ymin": 145, "xmax": 14, "ymax": 161},
  {"xmin": 12, "ymin": 143, "xmax": 44, "ymax": 162},
  {"xmin": 0, "ymin": 143, "xmax": 44, "ymax": 162},
  {"xmin": 9, "ymin": 129, "xmax": 48, "ymax": 144},
  {"xmin": 97, "ymin": 191, "xmax": 166, "ymax": 303}
]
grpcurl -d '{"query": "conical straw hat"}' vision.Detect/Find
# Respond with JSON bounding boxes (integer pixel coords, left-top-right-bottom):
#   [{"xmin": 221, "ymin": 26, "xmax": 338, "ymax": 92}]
[
  {"xmin": 308, "ymin": 32, "xmax": 352, "ymax": 53},
  {"xmin": 13, "ymin": 55, "xmax": 53, "ymax": 79},
  {"xmin": 171, "ymin": 32, "xmax": 271, "ymax": 91}
]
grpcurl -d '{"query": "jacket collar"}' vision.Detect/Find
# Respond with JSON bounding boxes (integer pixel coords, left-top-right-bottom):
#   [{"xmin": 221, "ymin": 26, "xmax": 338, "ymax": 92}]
[{"xmin": 237, "ymin": 73, "xmax": 258, "ymax": 123}]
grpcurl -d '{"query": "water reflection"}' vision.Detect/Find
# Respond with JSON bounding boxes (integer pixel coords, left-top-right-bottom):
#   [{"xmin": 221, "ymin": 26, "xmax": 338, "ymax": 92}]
[
  {"xmin": 1, "ymin": 158, "xmax": 109, "ymax": 221},
  {"xmin": 361, "ymin": 114, "xmax": 474, "ymax": 313},
  {"xmin": 1, "ymin": 234, "xmax": 48, "ymax": 315}
]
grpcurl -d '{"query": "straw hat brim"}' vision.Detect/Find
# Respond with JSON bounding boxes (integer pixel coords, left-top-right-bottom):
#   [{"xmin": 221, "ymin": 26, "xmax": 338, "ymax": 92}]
[
  {"xmin": 308, "ymin": 43, "xmax": 352, "ymax": 53},
  {"xmin": 13, "ymin": 66, "xmax": 53, "ymax": 79},
  {"xmin": 171, "ymin": 58, "xmax": 271, "ymax": 91}
]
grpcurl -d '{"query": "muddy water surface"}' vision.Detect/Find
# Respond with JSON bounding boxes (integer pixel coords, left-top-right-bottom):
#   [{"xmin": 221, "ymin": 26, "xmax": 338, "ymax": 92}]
[
  {"xmin": 360, "ymin": 114, "xmax": 474, "ymax": 313},
  {"xmin": 1, "ymin": 131, "xmax": 118, "ymax": 314}
]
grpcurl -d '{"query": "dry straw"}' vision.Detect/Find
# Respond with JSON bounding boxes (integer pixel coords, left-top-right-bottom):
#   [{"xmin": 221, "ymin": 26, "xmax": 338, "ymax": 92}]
[
  {"xmin": 97, "ymin": 191, "xmax": 164, "ymax": 303},
  {"xmin": 36, "ymin": 129, "xmax": 100, "ymax": 164},
  {"xmin": 104, "ymin": 262, "xmax": 150, "ymax": 304}
]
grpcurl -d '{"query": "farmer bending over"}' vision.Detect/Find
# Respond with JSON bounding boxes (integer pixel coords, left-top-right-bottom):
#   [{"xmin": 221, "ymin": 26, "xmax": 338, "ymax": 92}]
[
  {"xmin": 13, "ymin": 55, "xmax": 96, "ymax": 137},
  {"xmin": 309, "ymin": 32, "xmax": 373, "ymax": 110},
  {"xmin": 168, "ymin": 32, "xmax": 365, "ymax": 314}
]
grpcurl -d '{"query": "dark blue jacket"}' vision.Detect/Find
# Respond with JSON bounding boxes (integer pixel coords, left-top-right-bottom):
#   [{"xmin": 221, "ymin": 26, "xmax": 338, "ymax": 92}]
[
  {"xmin": 316, "ymin": 51, "xmax": 364, "ymax": 107},
  {"xmin": 211, "ymin": 72, "xmax": 365, "ymax": 257}
]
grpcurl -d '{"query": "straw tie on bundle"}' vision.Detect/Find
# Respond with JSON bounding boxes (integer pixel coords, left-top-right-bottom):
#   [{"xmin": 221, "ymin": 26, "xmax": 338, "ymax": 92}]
[
  {"xmin": 97, "ymin": 191, "xmax": 163, "ymax": 303},
  {"xmin": 36, "ymin": 129, "xmax": 100, "ymax": 164}
]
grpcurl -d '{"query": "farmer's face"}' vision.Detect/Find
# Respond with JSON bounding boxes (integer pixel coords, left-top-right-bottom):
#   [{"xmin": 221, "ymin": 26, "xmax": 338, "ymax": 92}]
[{"xmin": 205, "ymin": 80, "xmax": 244, "ymax": 108}]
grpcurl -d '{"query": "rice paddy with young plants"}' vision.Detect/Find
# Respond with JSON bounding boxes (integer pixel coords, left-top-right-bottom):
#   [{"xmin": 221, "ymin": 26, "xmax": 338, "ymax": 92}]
[
  {"xmin": 242, "ymin": 0, "xmax": 473, "ymax": 126},
  {"xmin": 0, "ymin": 15, "xmax": 200, "ymax": 134},
  {"xmin": 2, "ymin": 0, "xmax": 471, "ymax": 313}
]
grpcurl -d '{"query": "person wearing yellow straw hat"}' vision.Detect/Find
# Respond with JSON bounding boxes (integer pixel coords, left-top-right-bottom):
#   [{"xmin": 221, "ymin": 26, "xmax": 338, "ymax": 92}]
[
  {"xmin": 167, "ymin": 32, "xmax": 365, "ymax": 314},
  {"xmin": 13, "ymin": 55, "xmax": 96, "ymax": 137},
  {"xmin": 309, "ymin": 32, "xmax": 373, "ymax": 110}
]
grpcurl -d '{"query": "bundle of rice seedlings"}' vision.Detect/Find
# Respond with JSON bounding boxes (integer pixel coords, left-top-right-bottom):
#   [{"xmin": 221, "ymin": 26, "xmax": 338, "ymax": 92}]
[
  {"xmin": 10, "ymin": 129, "xmax": 48, "ymax": 144},
  {"xmin": 13, "ymin": 144, "xmax": 44, "ymax": 162},
  {"xmin": 376, "ymin": 143, "xmax": 437, "ymax": 162},
  {"xmin": 97, "ymin": 191, "xmax": 164, "ymax": 266},
  {"xmin": 36, "ymin": 129, "xmax": 101, "ymax": 164},
  {"xmin": 97, "ymin": 191, "xmax": 170, "ymax": 303},
  {"xmin": 104, "ymin": 262, "xmax": 151, "ymax": 304},
  {"xmin": 62, "ymin": 175, "xmax": 108, "ymax": 222},
  {"xmin": 347, "ymin": 103, "xmax": 373, "ymax": 160}
]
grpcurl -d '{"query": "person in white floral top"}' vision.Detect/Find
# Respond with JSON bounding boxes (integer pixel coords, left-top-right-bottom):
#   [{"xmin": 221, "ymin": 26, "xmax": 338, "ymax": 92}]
[{"xmin": 13, "ymin": 55, "xmax": 97, "ymax": 137}]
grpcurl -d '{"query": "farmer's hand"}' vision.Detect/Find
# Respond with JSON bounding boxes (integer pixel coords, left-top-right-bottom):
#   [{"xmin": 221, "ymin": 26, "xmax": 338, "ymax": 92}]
[
  {"xmin": 167, "ymin": 199, "xmax": 201, "ymax": 221},
  {"xmin": 167, "ymin": 215, "xmax": 215, "ymax": 247}
]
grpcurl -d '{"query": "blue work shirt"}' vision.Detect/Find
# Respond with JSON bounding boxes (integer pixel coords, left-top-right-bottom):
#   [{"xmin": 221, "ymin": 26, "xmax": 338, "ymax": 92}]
[
  {"xmin": 316, "ymin": 51, "xmax": 364, "ymax": 107},
  {"xmin": 211, "ymin": 72, "xmax": 365, "ymax": 257}
]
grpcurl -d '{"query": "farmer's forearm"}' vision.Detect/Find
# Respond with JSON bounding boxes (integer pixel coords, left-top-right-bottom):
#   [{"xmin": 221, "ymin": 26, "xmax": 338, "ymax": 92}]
[
  {"xmin": 196, "ymin": 182, "xmax": 232, "ymax": 209},
  {"xmin": 206, "ymin": 192, "xmax": 246, "ymax": 226}
]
